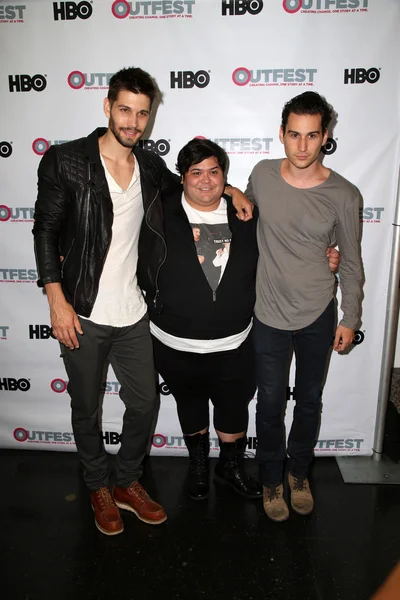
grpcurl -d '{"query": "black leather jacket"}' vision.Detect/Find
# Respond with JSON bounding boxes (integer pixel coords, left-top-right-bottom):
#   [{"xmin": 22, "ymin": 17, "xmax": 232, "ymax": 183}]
[{"xmin": 33, "ymin": 128, "xmax": 180, "ymax": 317}]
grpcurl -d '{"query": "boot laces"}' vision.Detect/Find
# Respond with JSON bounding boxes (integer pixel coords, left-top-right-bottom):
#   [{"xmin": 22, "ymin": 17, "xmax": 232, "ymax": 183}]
[
  {"xmin": 129, "ymin": 482, "xmax": 149, "ymax": 500},
  {"xmin": 97, "ymin": 487, "xmax": 114, "ymax": 508},
  {"xmin": 267, "ymin": 486, "xmax": 281, "ymax": 502},
  {"xmin": 194, "ymin": 449, "xmax": 208, "ymax": 472},
  {"xmin": 189, "ymin": 444, "xmax": 208, "ymax": 477},
  {"xmin": 293, "ymin": 476, "xmax": 306, "ymax": 492}
]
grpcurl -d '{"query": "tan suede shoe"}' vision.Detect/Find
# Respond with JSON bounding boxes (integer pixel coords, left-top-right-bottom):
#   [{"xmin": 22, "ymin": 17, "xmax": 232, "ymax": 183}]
[
  {"xmin": 288, "ymin": 473, "xmax": 314, "ymax": 515},
  {"xmin": 263, "ymin": 484, "xmax": 289, "ymax": 522}
]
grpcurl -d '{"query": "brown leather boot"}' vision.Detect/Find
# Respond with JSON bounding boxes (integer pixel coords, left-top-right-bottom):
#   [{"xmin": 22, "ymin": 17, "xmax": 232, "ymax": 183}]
[
  {"xmin": 263, "ymin": 484, "xmax": 289, "ymax": 522},
  {"xmin": 288, "ymin": 473, "xmax": 314, "ymax": 515},
  {"xmin": 90, "ymin": 487, "xmax": 124, "ymax": 536},
  {"xmin": 113, "ymin": 482, "xmax": 167, "ymax": 525}
]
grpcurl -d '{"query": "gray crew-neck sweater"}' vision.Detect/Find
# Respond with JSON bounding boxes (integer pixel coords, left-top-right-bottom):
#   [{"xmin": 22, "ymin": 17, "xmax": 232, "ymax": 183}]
[{"xmin": 245, "ymin": 159, "xmax": 363, "ymax": 331}]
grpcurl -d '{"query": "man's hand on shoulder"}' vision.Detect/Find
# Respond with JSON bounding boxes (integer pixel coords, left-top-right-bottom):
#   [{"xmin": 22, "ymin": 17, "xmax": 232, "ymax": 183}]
[
  {"xmin": 326, "ymin": 247, "xmax": 340, "ymax": 273},
  {"xmin": 224, "ymin": 186, "xmax": 254, "ymax": 221},
  {"xmin": 333, "ymin": 325, "xmax": 354, "ymax": 352}
]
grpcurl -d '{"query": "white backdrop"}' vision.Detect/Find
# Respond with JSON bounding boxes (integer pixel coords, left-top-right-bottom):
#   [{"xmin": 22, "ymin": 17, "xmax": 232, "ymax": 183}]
[{"xmin": 1, "ymin": 0, "xmax": 400, "ymax": 458}]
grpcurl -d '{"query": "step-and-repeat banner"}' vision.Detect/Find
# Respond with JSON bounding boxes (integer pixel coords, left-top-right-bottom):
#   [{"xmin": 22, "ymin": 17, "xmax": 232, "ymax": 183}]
[{"xmin": 1, "ymin": 0, "xmax": 400, "ymax": 457}]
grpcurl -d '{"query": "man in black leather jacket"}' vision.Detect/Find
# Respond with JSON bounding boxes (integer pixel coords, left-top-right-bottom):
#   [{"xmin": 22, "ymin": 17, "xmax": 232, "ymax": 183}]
[
  {"xmin": 33, "ymin": 67, "xmax": 251, "ymax": 536},
  {"xmin": 33, "ymin": 67, "xmax": 180, "ymax": 536}
]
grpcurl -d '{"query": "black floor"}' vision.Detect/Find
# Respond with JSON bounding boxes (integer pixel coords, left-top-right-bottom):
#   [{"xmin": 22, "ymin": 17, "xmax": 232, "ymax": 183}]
[{"xmin": 2, "ymin": 450, "xmax": 400, "ymax": 600}]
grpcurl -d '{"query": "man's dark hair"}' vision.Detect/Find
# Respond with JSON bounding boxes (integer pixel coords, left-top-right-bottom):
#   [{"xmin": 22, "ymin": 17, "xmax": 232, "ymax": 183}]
[
  {"xmin": 108, "ymin": 67, "xmax": 157, "ymax": 106},
  {"xmin": 176, "ymin": 138, "xmax": 228, "ymax": 177},
  {"xmin": 281, "ymin": 92, "xmax": 333, "ymax": 133}
]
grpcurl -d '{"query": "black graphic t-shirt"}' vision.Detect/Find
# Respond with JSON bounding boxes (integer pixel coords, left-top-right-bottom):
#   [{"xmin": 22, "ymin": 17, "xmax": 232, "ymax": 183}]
[{"xmin": 183, "ymin": 197, "xmax": 231, "ymax": 292}]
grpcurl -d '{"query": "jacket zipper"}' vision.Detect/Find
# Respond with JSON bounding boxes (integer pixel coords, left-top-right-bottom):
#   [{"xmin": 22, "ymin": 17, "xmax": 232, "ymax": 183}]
[
  {"xmin": 145, "ymin": 188, "xmax": 167, "ymax": 308},
  {"xmin": 73, "ymin": 166, "xmax": 91, "ymax": 306},
  {"xmin": 61, "ymin": 238, "xmax": 75, "ymax": 278}
]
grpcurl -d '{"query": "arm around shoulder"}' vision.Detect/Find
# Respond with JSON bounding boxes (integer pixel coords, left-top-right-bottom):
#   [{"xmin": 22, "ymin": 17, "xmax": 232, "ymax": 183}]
[{"xmin": 156, "ymin": 154, "xmax": 181, "ymax": 195}]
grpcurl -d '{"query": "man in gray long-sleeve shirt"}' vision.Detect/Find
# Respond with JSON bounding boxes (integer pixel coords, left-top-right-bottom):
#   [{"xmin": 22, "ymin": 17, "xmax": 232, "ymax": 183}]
[{"xmin": 245, "ymin": 91, "xmax": 363, "ymax": 522}]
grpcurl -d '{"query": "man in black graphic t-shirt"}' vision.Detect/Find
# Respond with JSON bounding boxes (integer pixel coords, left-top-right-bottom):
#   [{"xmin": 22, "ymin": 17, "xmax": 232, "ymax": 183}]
[{"xmin": 138, "ymin": 138, "xmax": 262, "ymax": 502}]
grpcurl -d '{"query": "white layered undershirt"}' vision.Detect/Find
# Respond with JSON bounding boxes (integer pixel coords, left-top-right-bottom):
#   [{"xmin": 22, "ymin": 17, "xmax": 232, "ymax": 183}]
[{"xmin": 81, "ymin": 156, "xmax": 146, "ymax": 327}]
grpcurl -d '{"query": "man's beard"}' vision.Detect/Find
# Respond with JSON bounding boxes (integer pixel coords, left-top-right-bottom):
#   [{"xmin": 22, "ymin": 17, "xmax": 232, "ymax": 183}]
[{"xmin": 109, "ymin": 115, "xmax": 142, "ymax": 148}]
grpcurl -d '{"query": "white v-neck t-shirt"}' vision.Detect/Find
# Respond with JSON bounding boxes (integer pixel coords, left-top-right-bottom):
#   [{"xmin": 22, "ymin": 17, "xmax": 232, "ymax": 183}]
[{"xmin": 82, "ymin": 156, "xmax": 146, "ymax": 327}]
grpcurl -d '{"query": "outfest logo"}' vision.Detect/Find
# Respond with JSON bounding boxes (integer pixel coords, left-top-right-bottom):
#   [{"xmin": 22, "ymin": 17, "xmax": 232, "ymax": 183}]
[
  {"xmin": 32, "ymin": 138, "xmax": 69, "ymax": 156},
  {"xmin": 0, "ymin": 268, "xmax": 37, "ymax": 283},
  {"xmin": 0, "ymin": 4, "xmax": 26, "ymax": 22},
  {"xmin": 360, "ymin": 207, "xmax": 384, "ymax": 223},
  {"xmin": 0, "ymin": 326, "xmax": 9, "ymax": 340},
  {"xmin": 0, "ymin": 205, "xmax": 34, "ymax": 222},
  {"xmin": 282, "ymin": 0, "xmax": 368, "ymax": 14},
  {"xmin": 196, "ymin": 135, "xmax": 273, "ymax": 155},
  {"xmin": 315, "ymin": 438, "xmax": 365, "ymax": 451},
  {"xmin": 67, "ymin": 71, "xmax": 114, "ymax": 90},
  {"xmin": 111, "ymin": 0, "xmax": 195, "ymax": 19},
  {"xmin": 232, "ymin": 67, "xmax": 317, "ymax": 87},
  {"xmin": 13, "ymin": 427, "xmax": 75, "ymax": 444},
  {"xmin": 152, "ymin": 433, "xmax": 220, "ymax": 450},
  {"xmin": 50, "ymin": 378, "xmax": 125, "ymax": 395}
]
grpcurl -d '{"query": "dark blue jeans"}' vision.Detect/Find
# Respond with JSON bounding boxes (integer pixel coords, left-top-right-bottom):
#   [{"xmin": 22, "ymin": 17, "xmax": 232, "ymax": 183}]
[{"xmin": 253, "ymin": 301, "xmax": 335, "ymax": 486}]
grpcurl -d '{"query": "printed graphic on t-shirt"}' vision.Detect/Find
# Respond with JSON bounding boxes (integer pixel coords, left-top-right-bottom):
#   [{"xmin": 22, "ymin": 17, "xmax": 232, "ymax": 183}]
[{"xmin": 191, "ymin": 223, "xmax": 231, "ymax": 291}]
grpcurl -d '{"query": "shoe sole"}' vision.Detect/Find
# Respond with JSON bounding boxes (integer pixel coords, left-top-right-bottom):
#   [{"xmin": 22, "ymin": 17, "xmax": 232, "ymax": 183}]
[
  {"xmin": 114, "ymin": 500, "xmax": 167, "ymax": 525},
  {"xmin": 214, "ymin": 474, "xmax": 263, "ymax": 499},
  {"xmin": 264, "ymin": 510, "xmax": 290, "ymax": 523},
  {"xmin": 291, "ymin": 503, "xmax": 314, "ymax": 516},
  {"xmin": 94, "ymin": 518, "xmax": 124, "ymax": 536},
  {"xmin": 91, "ymin": 504, "xmax": 124, "ymax": 536}
]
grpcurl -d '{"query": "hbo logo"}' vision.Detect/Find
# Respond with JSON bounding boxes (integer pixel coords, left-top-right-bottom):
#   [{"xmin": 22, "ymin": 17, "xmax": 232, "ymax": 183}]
[
  {"xmin": 138, "ymin": 139, "xmax": 170, "ymax": 157},
  {"xmin": 8, "ymin": 74, "xmax": 47, "ymax": 93},
  {"xmin": 158, "ymin": 381, "xmax": 171, "ymax": 396},
  {"xmin": 170, "ymin": 71, "xmax": 210, "ymax": 89},
  {"xmin": 222, "ymin": 0, "xmax": 263, "ymax": 15},
  {"xmin": 321, "ymin": 138, "xmax": 337, "ymax": 156},
  {"xmin": 344, "ymin": 68, "xmax": 380, "ymax": 85},
  {"xmin": 53, "ymin": 2, "xmax": 93, "ymax": 20},
  {"xmin": 0, "ymin": 142, "xmax": 12, "ymax": 158},
  {"xmin": 353, "ymin": 331, "xmax": 365, "ymax": 346},
  {"xmin": 0, "ymin": 378, "xmax": 30, "ymax": 392}
]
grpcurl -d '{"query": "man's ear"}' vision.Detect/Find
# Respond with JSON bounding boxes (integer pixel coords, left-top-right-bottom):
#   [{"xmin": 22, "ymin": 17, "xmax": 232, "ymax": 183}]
[
  {"xmin": 279, "ymin": 126, "xmax": 285, "ymax": 144},
  {"xmin": 322, "ymin": 129, "xmax": 329, "ymax": 146},
  {"xmin": 104, "ymin": 97, "xmax": 111, "ymax": 119}
]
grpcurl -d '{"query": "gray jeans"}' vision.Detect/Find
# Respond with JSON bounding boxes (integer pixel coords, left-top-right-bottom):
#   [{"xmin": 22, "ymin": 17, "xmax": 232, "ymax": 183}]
[{"xmin": 61, "ymin": 314, "xmax": 157, "ymax": 490}]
